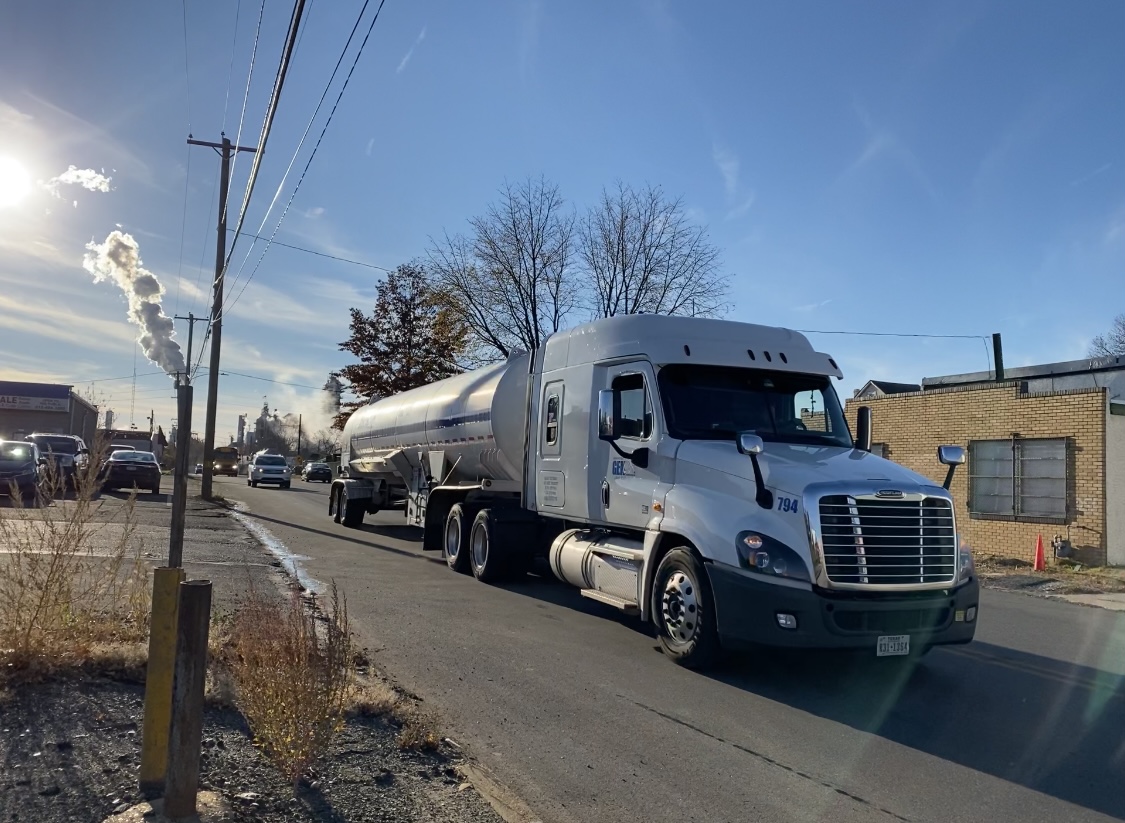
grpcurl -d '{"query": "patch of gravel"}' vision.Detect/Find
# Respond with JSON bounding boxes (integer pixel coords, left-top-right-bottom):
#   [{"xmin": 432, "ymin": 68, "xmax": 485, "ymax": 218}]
[
  {"xmin": 0, "ymin": 677, "xmax": 503, "ymax": 823},
  {"xmin": 977, "ymin": 559, "xmax": 1125, "ymax": 598}
]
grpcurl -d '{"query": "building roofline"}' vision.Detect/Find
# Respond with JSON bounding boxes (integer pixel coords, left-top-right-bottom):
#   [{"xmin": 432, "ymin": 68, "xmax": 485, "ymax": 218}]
[{"xmin": 922, "ymin": 354, "xmax": 1125, "ymax": 387}]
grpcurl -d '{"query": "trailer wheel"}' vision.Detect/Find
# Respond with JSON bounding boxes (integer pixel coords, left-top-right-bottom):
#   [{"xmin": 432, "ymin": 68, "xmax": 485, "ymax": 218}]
[
  {"xmin": 444, "ymin": 503, "xmax": 472, "ymax": 573},
  {"xmin": 469, "ymin": 509, "xmax": 508, "ymax": 583},
  {"xmin": 340, "ymin": 485, "xmax": 365, "ymax": 528},
  {"xmin": 651, "ymin": 548, "xmax": 720, "ymax": 669},
  {"xmin": 329, "ymin": 487, "xmax": 341, "ymax": 523}
]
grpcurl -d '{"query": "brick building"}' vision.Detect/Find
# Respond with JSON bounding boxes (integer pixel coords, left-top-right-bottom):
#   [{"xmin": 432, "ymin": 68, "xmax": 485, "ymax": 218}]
[
  {"xmin": 0, "ymin": 381, "xmax": 98, "ymax": 444},
  {"xmin": 844, "ymin": 373, "xmax": 1124, "ymax": 567}
]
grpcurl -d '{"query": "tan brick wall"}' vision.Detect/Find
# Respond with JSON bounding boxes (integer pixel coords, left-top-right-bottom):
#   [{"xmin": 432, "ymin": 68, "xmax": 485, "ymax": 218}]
[{"xmin": 845, "ymin": 383, "xmax": 1107, "ymax": 566}]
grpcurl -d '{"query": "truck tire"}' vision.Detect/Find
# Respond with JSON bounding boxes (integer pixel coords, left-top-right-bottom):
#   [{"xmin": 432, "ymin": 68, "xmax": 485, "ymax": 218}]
[
  {"xmin": 340, "ymin": 485, "xmax": 365, "ymax": 528},
  {"xmin": 443, "ymin": 503, "xmax": 472, "ymax": 573},
  {"xmin": 329, "ymin": 487, "xmax": 341, "ymax": 523},
  {"xmin": 469, "ymin": 509, "xmax": 508, "ymax": 583},
  {"xmin": 651, "ymin": 548, "xmax": 720, "ymax": 669}
]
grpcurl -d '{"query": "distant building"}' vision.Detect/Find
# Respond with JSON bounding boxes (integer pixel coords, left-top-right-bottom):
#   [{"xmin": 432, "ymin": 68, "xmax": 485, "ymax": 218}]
[
  {"xmin": 237, "ymin": 414, "xmax": 247, "ymax": 447},
  {"xmin": 0, "ymin": 381, "xmax": 98, "ymax": 443},
  {"xmin": 104, "ymin": 409, "xmax": 115, "ymax": 430},
  {"xmin": 846, "ymin": 354, "xmax": 1125, "ymax": 567},
  {"xmin": 853, "ymin": 380, "xmax": 923, "ymax": 400}
]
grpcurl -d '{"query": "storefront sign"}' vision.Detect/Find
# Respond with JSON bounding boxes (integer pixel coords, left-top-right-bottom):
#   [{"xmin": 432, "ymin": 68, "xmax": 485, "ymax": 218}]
[{"xmin": 0, "ymin": 394, "xmax": 70, "ymax": 413}]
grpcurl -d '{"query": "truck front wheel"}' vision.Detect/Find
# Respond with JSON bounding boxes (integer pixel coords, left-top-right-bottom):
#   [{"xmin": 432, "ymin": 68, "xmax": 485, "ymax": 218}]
[
  {"xmin": 444, "ymin": 503, "xmax": 472, "ymax": 573},
  {"xmin": 651, "ymin": 549, "xmax": 720, "ymax": 669},
  {"xmin": 329, "ymin": 487, "xmax": 341, "ymax": 523}
]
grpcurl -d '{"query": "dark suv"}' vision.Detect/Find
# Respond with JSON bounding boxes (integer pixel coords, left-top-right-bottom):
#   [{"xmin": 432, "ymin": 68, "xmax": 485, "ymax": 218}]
[
  {"xmin": 303, "ymin": 462, "xmax": 332, "ymax": 483},
  {"xmin": 25, "ymin": 433, "xmax": 89, "ymax": 487}
]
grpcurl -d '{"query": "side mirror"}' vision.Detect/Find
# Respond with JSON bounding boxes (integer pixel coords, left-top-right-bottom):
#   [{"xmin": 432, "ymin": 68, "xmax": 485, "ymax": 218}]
[
  {"xmin": 737, "ymin": 432, "xmax": 764, "ymax": 455},
  {"xmin": 854, "ymin": 406, "xmax": 872, "ymax": 452},
  {"xmin": 79, "ymin": 448, "xmax": 90, "ymax": 456},
  {"xmin": 597, "ymin": 389, "xmax": 618, "ymax": 441},
  {"xmin": 938, "ymin": 444, "xmax": 965, "ymax": 489},
  {"xmin": 938, "ymin": 445, "xmax": 965, "ymax": 466},
  {"xmin": 38, "ymin": 457, "xmax": 48, "ymax": 466}
]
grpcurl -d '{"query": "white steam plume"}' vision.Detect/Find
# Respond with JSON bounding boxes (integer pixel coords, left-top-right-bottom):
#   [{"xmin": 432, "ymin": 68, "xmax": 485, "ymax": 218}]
[
  {"xmin": 83, "ymin": 230, "xmax": 186, "ymax": 377},
  {"xmin": 45, "ymin": 165, "xmax": 113, "ymax": 195}
]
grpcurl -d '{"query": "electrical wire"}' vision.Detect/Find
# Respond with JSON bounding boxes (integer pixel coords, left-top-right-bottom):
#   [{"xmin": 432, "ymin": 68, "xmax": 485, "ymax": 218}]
[
  {"xmin": 227, "ymin": 0, "xmax": 262, "ymax": 198},
  {"xmin": 224, "ymin": 0, "xmax": 309, "ymax": 274},
  {"xmin": 180, "ymin": 0, "xmax": 193, "ymax": 131},
  {"xmin": 221, "ymin": 0, "xmax": 244, "ymax": 133},
  {"xmin": 227, "ymin": 229, "xmax": 390, "ymax": 271},
  {"xmin": 172, "ymin": 146, "xmax": 192, "ymax": 318},
  {"xmin": 223, "ymin": 0, "xmax": 377, "ymax": 299},
  {"xmin": 225, "ymin": 0, "xmax": 389, "ymax": 316}
]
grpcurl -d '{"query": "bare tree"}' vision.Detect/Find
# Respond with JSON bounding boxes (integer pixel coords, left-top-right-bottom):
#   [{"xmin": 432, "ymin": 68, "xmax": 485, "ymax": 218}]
[
  {"xmin": 1090, "ymin": 313, "xmax": 1125, "ymax": 357},
  {"xmin": 579, "ymin": 181, "xmax": 728, "ymax": 318},
  {"xmin": 428, "ymin": 176, "xmax": 576, "ymax": 361}
]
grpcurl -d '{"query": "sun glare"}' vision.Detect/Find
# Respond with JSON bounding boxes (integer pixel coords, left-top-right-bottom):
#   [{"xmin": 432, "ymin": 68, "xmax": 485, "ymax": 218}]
[{"xmin": 0, "ymin": 156, "xmax": 32, "ymax": 208}]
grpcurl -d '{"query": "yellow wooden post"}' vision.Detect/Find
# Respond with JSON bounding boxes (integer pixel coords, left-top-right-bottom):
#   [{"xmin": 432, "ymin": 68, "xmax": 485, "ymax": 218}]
[{"xmin": 139, "ymin": 566, "xmax": 185, "ymax": 795}]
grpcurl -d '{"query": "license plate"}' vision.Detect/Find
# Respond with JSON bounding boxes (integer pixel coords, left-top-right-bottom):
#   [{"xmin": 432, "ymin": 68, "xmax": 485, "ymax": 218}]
[
  {"xmin": 877, "ymin": 635, "xmax": 910, "ymax": 657},
  {"xmin": 127, "ymin": 466, "xmax": 136, "ymax": 472}
]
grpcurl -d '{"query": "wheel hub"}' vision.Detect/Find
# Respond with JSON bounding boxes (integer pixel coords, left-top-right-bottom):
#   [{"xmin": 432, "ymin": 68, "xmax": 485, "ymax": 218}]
[
  {"xmin": 472, "ymin": 525, "xmax": 488, "ymax": 568},
  {"xmin": 446, "ymin": 517, "xmax": 460, "ymax": 558},
  {"xmin": 661, "ymin": 571, "xmax": 699, "ymax": 644}
]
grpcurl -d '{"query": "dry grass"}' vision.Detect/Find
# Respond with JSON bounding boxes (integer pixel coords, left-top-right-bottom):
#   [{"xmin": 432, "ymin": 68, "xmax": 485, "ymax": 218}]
[
  {"xmin": 0, "ymin": 448, "xmax": 150, "ymax": 685},
  {"xmin": 223, "ymin": 580, "xmax": 355, "ymax": 785}
]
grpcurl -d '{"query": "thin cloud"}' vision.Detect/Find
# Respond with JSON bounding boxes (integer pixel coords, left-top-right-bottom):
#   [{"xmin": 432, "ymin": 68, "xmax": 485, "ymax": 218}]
[
  {"xmin": 712, "ymin": 145, "xmax": 739, "ymax": 200},
  {"xmin": 837, "ymin": 100, "xmax": 937, "ymax": 200},
  {"xmin": 1105, "ymin": 205, "xmax": 1125, "ymax": 244},
  {"xmin": 365, "ymin": 137, "xmax": 374, "ymax": 157},
  {"xmin": 519, "ymin": 0, "xmax": 543, "ymax": 82},
  {"xmin": 1071, "ymin": 163, "xmax": 1111, "ymax": 187},
  {"xmin": 792, "ymin": 299, "xmax": 833, "ymax": 313},
  {"xmin": 396, "ymin": 25, "xmax": 427, "ymax": 74},
  {"xmin": 725, "ymin": 193, "xmax": 755, "ymax": 221}
]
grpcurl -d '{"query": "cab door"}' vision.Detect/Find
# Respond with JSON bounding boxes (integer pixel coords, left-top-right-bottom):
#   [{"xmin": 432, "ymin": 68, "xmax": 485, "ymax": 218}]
[{"xmin": 598, "ymin": 363, "xmax": 662, "ymax": 530}]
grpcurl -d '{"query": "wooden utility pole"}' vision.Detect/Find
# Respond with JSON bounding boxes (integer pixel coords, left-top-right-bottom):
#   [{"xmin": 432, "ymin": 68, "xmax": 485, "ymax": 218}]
[
  {"xmin": 187, "ymin": 134, "xmax": 256, "ymax": 500},
  {"xmin": 173, "ymin": 313, "xmax": 207, "ymax": 388}
]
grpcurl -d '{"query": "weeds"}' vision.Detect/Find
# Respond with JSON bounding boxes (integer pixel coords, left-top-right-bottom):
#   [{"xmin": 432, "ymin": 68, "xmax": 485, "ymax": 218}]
[
  {"xmin": 0, "ymin": 445, "xmax": 149, "ymax": 683},
  {"xmin": 225, "ymin": 580, "xmax": 354, "ymax": 785}
]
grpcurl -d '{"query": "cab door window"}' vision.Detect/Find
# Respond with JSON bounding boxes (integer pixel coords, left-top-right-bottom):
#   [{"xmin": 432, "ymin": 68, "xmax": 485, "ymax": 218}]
[{"xmin": 612, "ymin": 373, "xmax": 651, "ymax": 440}]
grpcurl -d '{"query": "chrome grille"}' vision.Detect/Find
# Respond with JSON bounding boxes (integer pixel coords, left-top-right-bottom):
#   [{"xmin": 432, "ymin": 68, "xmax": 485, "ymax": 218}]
[{"xmin": 819, "ymin": 495, "xmax": 956, "ymax": 586}]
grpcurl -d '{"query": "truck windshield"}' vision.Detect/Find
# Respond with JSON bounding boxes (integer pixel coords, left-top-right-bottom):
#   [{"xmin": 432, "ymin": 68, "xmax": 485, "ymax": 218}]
[
  {"xmin": 27, "ymin": 436, "xmax": 78, "ymax": 454},
  {"xmin": 657, "ymin": 365, "xmax": 853, "ymax": 448}
]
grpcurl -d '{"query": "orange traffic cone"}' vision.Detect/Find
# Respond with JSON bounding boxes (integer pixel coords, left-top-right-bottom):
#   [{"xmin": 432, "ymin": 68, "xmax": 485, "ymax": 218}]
[{"xmin": 1033, "ymin": 534, "xmax": 1046, "ymax": 571}]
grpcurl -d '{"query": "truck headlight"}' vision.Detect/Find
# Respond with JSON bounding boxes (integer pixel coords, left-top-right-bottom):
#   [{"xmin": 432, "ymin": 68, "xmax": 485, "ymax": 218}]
[
  {"xmin": 736, "ymin": 532, "xmax": 811, "ymax": 583},
  {"xmin": 957, "ymin": 536, "xmax": 975, "ymax": 582}
]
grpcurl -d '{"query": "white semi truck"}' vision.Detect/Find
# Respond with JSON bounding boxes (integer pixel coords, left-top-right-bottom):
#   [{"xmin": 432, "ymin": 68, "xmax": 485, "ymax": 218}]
[{"xmin": 331, "ymin": 315, "xmax": 979, "ymax": 667}]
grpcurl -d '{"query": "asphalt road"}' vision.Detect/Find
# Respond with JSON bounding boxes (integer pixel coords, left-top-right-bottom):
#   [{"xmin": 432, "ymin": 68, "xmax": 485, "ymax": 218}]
[{"xmin": 217, "ymin": 475, "xmax": 1125, "ymax": 823}]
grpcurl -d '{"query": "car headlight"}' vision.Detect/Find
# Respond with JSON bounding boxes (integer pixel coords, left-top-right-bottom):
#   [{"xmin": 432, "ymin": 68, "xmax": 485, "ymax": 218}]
[{"xmin": 736, "ymin": 531, "xmax": 812, "ymax": 583}]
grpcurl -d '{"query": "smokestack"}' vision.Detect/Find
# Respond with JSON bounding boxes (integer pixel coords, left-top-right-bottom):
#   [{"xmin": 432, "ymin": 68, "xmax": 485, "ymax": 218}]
[
  {"xmin": 83, "ymin": 230, "xmax": 186, "ymax": 378},
  {"xmin": 992, "ymin": 332, "xmax": 1004, "ymax": 382}
]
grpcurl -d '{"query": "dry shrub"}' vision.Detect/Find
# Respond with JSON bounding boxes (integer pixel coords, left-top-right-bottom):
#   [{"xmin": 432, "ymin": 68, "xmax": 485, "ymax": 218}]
[
  {"xmin": 0, "ymin": 445, "xmax": 150, "ymax": 682},
  {"xmin": 396, "ymin": 707, "xmax": 441, "ymax": 752},
  {"xmin": 227, "ymin": 581, "xmax": 354, "ymax": 785}
]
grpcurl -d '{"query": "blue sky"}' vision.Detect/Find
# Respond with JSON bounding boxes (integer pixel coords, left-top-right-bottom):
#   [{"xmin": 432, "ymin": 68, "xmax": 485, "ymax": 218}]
[{"xmin": 0, "ymin": 0, "xmax": 1122, "ymax": 439}]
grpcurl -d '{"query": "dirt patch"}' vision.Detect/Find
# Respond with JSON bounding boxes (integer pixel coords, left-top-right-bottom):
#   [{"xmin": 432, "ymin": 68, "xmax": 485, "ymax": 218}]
[
  {"xmin": 0, "ymin": 677, "xmax": 502, "ymax": 823},
  {"xmin": 976, "ymin": 556, "xmax": 1125, "ymax": 597}
]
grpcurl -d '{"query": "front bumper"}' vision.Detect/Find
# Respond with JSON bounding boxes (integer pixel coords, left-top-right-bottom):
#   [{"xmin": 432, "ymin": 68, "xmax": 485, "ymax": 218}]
[
  {"xmin": 252, "ymin": 473, "xmax": 290, "ymax": 485},
  {"xmin": 707, "ymin": 562, "xmax": 979, "ymax": 651},
  {"xmin": 0, "ymin": 475, "xmax": 40, "ymax": 496},
  {"xmin": 103, "ymin": 469, "xmax": 161, "ymax": 488}
]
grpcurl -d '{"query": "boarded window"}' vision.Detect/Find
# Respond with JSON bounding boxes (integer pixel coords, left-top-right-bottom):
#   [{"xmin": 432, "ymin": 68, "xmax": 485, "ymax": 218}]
[{"xmin": 969, "ymin": 438, "xmax": 1067, "ymax": 521}]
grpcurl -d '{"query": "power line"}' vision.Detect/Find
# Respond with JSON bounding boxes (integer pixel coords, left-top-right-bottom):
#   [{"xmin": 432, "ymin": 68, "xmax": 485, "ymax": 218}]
[
  {"xmin": 224, "ymin": 0, "xmax": 377, "ymax": 298},
  {"xmin": 226, "ymin": 0, "xmax": 389, "ymax": 316},
  {"xmin": 226, "ymin": 231, "xmax": 391, "ymax": 272},
  {"xmin": 172, "ymin": 145, "xmax": 192, "ymax": 318},
  {"xmin": 213, "ymin": 369, "xmax": 324, "ymax": 390},
  {"xmin": 227, "ymin": 0, "xmax": 260, "ymax": 190},
  {"xmin": 180, "ymin": 0, "xmax": 193, "ymax": 130},
  {"xmin": 224, "ymin": 0, "xmax": 309, "ymax": 276}
]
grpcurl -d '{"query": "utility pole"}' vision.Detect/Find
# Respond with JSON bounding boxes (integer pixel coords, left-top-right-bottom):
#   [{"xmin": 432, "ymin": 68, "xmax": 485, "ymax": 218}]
[
  {"xmin": 188, "ymin": 133, "xmax": 256, "ymax": 500},
  {"xmin": 297, "ymin": 414, "xmax": 302, "ymax": 457},
  {"xmin": 173, "ymin": 313, "xmax": 207, "ymax": 388}
]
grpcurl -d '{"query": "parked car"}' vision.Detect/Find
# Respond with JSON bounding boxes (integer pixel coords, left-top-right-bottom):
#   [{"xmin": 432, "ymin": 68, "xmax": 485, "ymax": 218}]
[
  {"xmin": 247, "ymin": 453, "xmax": 292, "ymax": 488},
  {"xmin": 0, "ymin": 440, "xmax": 48, "ymax": 505},
  {"xmin": 194, "ymin": 463, "xmax": 204, "ymax": 475},
  {"xmin": 303, "ymin": 462, "xmax": 332, "ymax": 483},
  {"xmin": 106, "ymin": 444, "xmax": 136, "ymax": 456},
  {"xmin": 24, "ymin": 433, "xmax": 89, "ymax": 487},
  {"xmin": 98, "ymin": 450, "xmax": 162, "ymax": 495}
]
